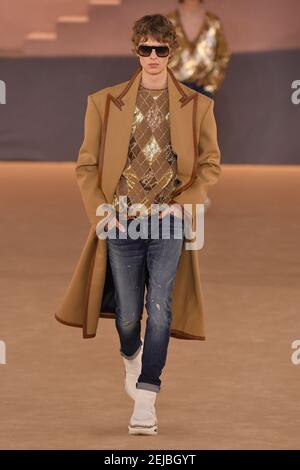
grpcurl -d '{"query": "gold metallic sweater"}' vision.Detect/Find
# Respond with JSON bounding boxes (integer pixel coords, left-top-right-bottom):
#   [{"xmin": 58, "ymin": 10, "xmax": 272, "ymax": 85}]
[
  {"xmin": 166, "ymin": 9, "xmax": 231, "ymax": 94},
  {"xmin": 111, "ymin": 83, "xmax": 180, "ymax": 218}
]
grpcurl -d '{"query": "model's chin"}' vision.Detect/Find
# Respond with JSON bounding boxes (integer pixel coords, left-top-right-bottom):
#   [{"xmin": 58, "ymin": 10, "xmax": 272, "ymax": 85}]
[{"xmin": 145, "ymin": 66, "xmax": 162, "ymax": 74}]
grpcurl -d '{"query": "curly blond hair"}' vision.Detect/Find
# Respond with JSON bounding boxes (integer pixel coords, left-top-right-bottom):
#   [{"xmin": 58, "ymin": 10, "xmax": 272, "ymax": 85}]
[{"xmin": 131, "ymin": 14, "xmax": 178, "ymax": 56}]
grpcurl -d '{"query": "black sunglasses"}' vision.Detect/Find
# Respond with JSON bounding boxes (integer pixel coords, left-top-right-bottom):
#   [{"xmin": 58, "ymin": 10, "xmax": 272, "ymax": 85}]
[{"xmin": 137, "ymin": 45, "xmax": 170, "ymax": 58}]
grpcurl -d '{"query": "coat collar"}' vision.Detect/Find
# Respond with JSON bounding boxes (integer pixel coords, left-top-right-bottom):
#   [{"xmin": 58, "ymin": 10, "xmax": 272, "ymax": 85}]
[
  {"xmin": 110, "ymin": 64, "xmax": 196, "ymax": 110},
  {"xmin": 99, "ymin": 65, "xmax": 199, "ymax": 204}
]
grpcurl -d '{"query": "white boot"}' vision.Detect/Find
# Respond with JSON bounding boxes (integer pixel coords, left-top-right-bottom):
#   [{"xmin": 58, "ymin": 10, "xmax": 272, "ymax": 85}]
[
  {"xmin": 128, "ymin": 389, "xmax": 158, "ymax": 435},
  {"xmin": 122, "ymin": 339, "xmax": 143, "ymax": 401}
]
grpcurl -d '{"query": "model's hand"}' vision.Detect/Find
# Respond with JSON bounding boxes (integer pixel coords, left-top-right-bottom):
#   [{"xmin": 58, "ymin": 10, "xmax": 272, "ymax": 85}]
[
  {"xmin": 159, "ymin": 204, "xmax": 194, "ymax": 231},
  {"xmin": 158, "ymin": 206, "xmax": 169, "ymax": 219},
  {"xmin": 159, "ymin": 203, "xmax": 185, "ymax": 220},
  {"xmin": 169, "ymin": 204, "xmax": 185, "ymax": 219},
  {"xmin": 104, "ymin": 213, "xmax": 126, "ymax": 232}
]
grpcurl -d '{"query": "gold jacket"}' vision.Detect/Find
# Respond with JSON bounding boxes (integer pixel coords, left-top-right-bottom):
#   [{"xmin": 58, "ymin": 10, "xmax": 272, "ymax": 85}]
[{"xmin": 166, "ymin": 9, "xmax": 231, "ymax": 94}]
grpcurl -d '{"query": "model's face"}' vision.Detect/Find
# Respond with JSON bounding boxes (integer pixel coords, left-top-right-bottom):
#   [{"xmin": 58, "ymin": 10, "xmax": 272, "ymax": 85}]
[{"xmin": 135, "ymin": 37, "xmax": 171, "ymax": 75}]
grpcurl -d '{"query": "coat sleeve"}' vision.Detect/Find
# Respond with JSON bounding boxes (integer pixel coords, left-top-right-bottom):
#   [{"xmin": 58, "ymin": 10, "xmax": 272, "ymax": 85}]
[
  {"xmin": 170, "ymin": 99, "xmax": 221, "ymax": 228},
  {"xmin": 170, "ymin": 99, "xmax": 222, "ymax": 211},
  {"xmin": 75, "ymin": 94, "xmax": 109, "ymax": 231}
]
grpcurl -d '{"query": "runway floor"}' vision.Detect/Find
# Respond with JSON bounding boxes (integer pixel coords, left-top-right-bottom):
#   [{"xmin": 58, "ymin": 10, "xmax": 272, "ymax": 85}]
[{"xmin": 0, "ymin": 162, "xmax": 299, "ymax": 449}]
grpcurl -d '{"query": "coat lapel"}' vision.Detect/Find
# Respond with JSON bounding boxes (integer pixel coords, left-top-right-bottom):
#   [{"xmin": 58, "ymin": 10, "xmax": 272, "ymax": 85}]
[{"xmin": 100, "ymin": 65, "xmax": 198, "ymax": 204}]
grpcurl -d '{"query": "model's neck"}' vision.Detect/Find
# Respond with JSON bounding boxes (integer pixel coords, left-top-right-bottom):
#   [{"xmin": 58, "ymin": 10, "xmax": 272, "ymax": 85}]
[
  {"xmin": 140, "ymin": 68, "xmax": 168, "ymax": 90},
  {"xmin": 179, "ymin": 2, "xmax": 204, "ymax": 15}
]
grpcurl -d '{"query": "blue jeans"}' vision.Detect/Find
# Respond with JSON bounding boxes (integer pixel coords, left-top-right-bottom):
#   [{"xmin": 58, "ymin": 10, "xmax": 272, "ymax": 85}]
[{"xmin": 106, "ymin": 213, "xmax": 184, "ymax": 393}]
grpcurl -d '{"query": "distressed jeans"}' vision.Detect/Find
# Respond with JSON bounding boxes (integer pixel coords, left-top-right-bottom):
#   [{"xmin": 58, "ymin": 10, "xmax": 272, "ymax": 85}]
[{"xmin": 106, "ymin": 213, "xmax": 184, "ymax": 393}]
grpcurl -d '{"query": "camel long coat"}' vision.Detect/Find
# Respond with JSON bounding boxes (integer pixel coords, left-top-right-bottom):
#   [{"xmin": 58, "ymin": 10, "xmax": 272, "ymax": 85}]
[{"xmin": 55, "ymin": 65, "xmax": 221, "ymax": 340}]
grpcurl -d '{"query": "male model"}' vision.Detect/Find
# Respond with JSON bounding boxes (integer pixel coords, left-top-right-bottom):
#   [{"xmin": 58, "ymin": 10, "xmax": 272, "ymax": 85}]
[{"xmin": 55, "ymin": 14, "xmax": 221, "ymax": 436}]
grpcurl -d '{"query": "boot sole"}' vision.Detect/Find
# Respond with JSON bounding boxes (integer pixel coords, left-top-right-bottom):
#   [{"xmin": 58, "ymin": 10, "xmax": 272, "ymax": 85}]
[{"xmin": 128, "ymin": 424, "xmax": 158, "ymax": 435}]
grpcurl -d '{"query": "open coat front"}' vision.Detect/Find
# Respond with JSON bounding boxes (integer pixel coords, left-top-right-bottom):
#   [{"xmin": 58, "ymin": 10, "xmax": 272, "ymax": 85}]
[{"xmin": 55, "ymin": 66, "xmax": 221, "ymax": 340}]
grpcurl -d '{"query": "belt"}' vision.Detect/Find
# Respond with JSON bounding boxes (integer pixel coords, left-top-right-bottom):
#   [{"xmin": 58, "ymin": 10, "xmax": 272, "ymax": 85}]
[{"xmin": 118, "ymin": 213, "xmax": 150, "ymax": 220}]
